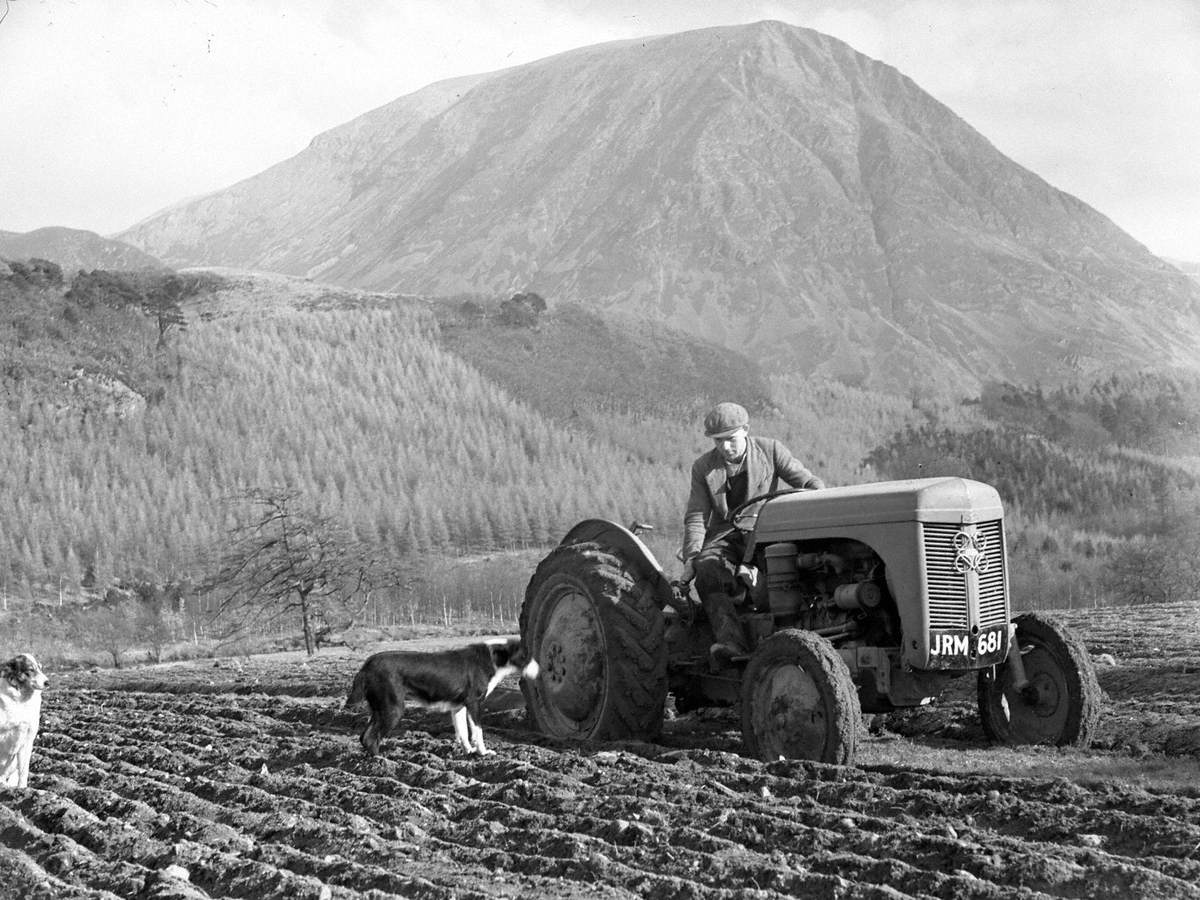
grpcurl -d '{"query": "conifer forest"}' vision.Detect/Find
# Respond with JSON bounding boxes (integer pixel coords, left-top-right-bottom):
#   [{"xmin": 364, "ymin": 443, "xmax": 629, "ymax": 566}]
[{"xmin": 2, "ymin": 262, "xmax": 1198, "ymax": 663}]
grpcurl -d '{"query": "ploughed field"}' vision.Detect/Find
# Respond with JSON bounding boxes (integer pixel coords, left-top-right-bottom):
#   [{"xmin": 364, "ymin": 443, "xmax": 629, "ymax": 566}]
[{"xmin": 3, "ymin": 603, "xmax": 1200, "ymax": 899}]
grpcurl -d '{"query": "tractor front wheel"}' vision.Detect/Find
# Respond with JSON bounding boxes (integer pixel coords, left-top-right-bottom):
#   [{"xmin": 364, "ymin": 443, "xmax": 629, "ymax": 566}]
[
  {"xmin": 978, "ymin": 612, "xmax": 1101, "ymax": 747},
  {"xmin": 740, "ymin": 629, "xmax": 861, "ymax": 764}
]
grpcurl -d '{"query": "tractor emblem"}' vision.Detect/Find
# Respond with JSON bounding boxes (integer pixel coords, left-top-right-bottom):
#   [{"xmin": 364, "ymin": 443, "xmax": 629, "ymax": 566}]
[{"xmin": 953, "ymin": 530, "xmax": 990, "ymax": 574}]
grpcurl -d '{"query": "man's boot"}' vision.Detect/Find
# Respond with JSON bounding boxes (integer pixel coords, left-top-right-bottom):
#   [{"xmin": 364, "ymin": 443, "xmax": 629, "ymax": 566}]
[{"xmin": 700, "ymin": 589, "xmax": 748, "ymax": 669}]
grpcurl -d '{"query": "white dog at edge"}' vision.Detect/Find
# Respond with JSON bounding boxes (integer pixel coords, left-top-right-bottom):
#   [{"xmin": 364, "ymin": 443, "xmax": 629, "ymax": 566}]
[{"xmin": 0, "ymin": 653, "xmax": 49, "ymax": 788}]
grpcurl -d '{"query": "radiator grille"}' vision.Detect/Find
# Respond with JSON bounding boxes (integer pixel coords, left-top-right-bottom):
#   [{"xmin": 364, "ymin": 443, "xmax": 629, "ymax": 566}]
[{"xmin": 923, "ymin": 520, "xmax": 1008, "ymax": 630}]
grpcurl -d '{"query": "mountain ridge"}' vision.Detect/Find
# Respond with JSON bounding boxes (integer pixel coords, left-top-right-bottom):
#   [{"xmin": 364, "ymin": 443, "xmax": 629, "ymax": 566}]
[
  {"xmin": 116, "ymin": 20, "xmax": 1200, "ymax": 396},
  {"xmin": 0, "ymin": 226, "xmax": 166, "ymax": 273}
]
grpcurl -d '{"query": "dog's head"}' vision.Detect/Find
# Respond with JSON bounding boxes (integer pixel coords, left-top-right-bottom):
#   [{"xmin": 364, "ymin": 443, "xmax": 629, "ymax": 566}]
[
  {"xmin": 2, "ymin": 653, "xmax": 48, "ymax": 697},
  {"xmin": 488, "ymin": 637, "xmax": 540, "ymax": 681}
]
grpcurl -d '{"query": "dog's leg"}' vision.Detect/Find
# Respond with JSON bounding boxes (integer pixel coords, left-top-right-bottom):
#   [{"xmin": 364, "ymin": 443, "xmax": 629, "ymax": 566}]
[
  {"xmin": 17, "ymin": 735, "xmax": 30, "ymax": 788},
  {"xmin": 373, "ymin": 701, "xmax": 405, "ymax": 757},
  {"xmin": 362, "ymin": 682, "xmax": 405, "ymax": 757},
  {"xmin": 468, "ymin": 715, "xmax": 491, "ymax": 756},
  {"xmin": 360, "ymin": 712, "xmax": 381, "ymax": 757},
  {"xmin": 451, "ymin": 707, "xmax": 475, "ymax": 753},
  {"xmin": 464, "ymin": 699, "xmax": 492, "ymax": 755},
  {"xmin": 364, "ymin": 707, "xmax": 404, "ymax": 757}
]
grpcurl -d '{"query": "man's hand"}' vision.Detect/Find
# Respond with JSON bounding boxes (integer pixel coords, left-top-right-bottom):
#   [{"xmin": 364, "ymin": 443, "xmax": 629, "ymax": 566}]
[{"xmin": 680, "ymin": 559, "xmax": 696, "ymax": 583}]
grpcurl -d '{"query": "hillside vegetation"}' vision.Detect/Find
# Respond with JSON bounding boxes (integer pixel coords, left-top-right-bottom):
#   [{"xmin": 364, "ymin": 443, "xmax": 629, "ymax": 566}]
[
  {"xmin": 433, "ymin": 297, "xmax": 774, "ymax": 427},
  {"xmin": 1, "ymin": 266, "xmax": 1197, "ymax": 665},
  {"xmin": 1, "ymin": 273, "xmax": 688, "ymax": 592},
  {"xmin": 866, "ymin": 377, "xmax": 1200, "ymax": 610}
]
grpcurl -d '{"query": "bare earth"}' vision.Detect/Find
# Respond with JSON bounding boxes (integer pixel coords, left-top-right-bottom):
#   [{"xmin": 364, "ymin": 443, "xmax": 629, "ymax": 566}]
[{"xmin": 3, "ymin": 604, "xmax": 1199, "ymax": 899}]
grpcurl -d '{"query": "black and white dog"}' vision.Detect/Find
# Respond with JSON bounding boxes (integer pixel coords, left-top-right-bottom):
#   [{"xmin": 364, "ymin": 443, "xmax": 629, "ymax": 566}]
[
  {"xmin": 1, "ymin": 653, "xmax": 49, "ymax": 788},
  {"xmin": 345, "ymin": 637, "xmax": 539, "ymax": 757}
]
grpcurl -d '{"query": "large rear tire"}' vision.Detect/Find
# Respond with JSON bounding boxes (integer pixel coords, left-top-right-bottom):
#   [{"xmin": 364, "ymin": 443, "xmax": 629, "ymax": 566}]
[
  {"xmin": 740, "ymin": 629, "xmax": 860, "ymax": 764},
  {"xmin": 520, "ymin": 542, "xmax": 667, "ymax": 741},
  {"xmin": 978, "ymin": 612, "xmax": 1101, "ymax": 747}
]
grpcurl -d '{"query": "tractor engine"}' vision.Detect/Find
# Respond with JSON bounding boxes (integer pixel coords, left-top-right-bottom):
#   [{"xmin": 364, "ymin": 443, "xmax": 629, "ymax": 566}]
[{"xmin": 759, "ymin": 540, "xmax": 900, "ymax": 648}]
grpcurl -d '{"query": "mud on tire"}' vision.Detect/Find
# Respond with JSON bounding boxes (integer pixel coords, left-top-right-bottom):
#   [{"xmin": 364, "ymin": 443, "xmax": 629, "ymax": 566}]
[
  {"xmin": 740, "ymin": 628, "xmax": 861, "ymax": 764},
  {"xmin": 520, "ymin": 541, "xmax": 667, "ymax": 741},
  {"xmin": 978, "ymin": 611, "xmax": 1102, "ymax": 747}
]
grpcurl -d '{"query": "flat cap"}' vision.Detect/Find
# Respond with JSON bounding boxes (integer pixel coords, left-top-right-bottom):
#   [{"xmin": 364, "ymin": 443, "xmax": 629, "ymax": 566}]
[{"xmin": 703, "ymin": 402, "xmax": 749, "ymax": 438}]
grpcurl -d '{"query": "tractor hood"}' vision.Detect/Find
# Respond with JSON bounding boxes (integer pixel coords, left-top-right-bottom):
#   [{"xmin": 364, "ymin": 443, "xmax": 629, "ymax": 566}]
[{"xmin": 754, "ymin": 477, "xmax": 1004, "ymax": 539}]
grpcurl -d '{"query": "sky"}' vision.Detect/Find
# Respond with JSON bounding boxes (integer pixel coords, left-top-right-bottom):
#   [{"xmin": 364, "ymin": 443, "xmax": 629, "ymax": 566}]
[{"xmin": 1, "ymin": 0, "xmax": 1198, "ymax": 262}]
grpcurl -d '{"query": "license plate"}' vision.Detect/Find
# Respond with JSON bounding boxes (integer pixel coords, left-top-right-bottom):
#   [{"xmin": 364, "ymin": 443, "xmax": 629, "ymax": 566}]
[{"xmin": 927, "ymin": 625, "xmax": 1007, "ymax": 669}]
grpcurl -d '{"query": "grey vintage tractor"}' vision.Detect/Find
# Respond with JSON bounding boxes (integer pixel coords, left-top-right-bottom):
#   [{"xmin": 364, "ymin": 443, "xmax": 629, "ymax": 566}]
[{"xmin": 518, "ymin": 476, "xmax": 1101, "ymax": 764}]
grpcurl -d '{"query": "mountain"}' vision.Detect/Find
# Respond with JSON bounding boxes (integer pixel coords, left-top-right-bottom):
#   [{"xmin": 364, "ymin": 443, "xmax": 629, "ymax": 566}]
[
  {"xmin": 118, "ymin": 20, "xmax": 1200, "ymax": 396},
  {"xmin": 0, "ymin": 227, "xmax": 167, "ymax": 273},
  {"xmin": 1167, "ymin": 257, "xmax": 1200, "ymax": 288}
]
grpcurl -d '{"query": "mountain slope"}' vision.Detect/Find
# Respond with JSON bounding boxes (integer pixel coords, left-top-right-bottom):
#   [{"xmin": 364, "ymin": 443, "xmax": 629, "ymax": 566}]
[
  {"xmin": 1, "ymin": 227, "xmax": 166, "ymax": 272},
  {"xmin": 119, "ymin": 20, "xmax": 1200, "ymax": 395}
]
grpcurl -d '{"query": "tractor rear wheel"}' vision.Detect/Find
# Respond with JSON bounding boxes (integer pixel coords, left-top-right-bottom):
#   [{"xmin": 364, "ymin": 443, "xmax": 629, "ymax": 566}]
[
  {"xmin": 978, "ymin": 612, "xmax": 1101, "ymax": 747},
  {"xmin": 740, "ymin": 628, "xmax": 860, "ymax": 764},
  {"xmin": 520, "ymin": 541, "xmax": 666, "ymax": 741}
]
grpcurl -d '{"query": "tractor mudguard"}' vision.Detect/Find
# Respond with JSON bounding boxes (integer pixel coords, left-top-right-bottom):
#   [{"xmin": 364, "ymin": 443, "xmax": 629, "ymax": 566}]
[{"xmin": 558, "ymin": 519, "xmax": 685, "ymax": 616}]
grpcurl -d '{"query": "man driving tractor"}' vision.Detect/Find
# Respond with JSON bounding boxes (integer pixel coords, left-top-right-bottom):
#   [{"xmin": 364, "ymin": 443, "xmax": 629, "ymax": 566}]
[{"xmin": 680, "ymin": 402, "xmax": 826, "ymax": 664}]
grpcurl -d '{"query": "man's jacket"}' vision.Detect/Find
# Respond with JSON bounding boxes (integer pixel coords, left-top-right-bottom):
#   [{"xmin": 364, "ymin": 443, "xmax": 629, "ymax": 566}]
[{"xmin": 682, "ymin": 436, "xmax": 824, "ymax": 560}]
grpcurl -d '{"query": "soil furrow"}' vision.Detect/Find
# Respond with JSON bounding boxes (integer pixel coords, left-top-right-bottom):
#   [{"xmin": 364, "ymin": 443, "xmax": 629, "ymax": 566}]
[{"xmin": 8, "ymin": 626, "xmax": 1200, "ymax": 900}]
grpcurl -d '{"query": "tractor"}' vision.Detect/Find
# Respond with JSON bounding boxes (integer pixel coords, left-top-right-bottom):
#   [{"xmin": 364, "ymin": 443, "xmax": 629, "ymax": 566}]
[{"xmin": 518, "ymin": 476, "xmax": 1101, "ymax": 764}]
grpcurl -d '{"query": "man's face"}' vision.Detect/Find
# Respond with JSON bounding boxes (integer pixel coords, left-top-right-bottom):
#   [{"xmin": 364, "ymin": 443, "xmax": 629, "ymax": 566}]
[{"xmin": 713, "ymin": 428, "xmax": 748, "ymax": 463}]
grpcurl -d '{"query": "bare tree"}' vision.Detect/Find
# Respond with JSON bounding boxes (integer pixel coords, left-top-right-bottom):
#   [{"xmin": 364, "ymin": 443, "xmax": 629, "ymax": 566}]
[
  {"xmin": 137, "ymin": 600, "xmax": 184, "ymax": 663},
  {"xmin": 73, "ymin": 598, "xmax": 141, "ymax": 668},
  {"xmin": 201, "ymin": 488, "xmax": 373, "ymax": 656},
  {"xmin": 1105, "ymin": 535, "xmax": 1200, "ymax": 605},
  {"xmin": 1104, "ymin": 496, "xmax": 1200, "ymax": 605},
  {"xmin": 144, "ymin": 273, "xmax": 188, "ymax": 349}
]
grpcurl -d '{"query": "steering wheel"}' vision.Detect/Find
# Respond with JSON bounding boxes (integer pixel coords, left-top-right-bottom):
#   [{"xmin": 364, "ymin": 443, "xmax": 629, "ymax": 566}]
[{"xmin": 729, "ymin": 488, "xmax": 810, "ymax": 531}]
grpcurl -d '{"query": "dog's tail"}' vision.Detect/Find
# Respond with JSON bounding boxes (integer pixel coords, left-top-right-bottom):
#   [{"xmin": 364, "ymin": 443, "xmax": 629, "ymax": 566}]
[{"xmin": 344, "ymin": 668, "xmax": 367, "ymax": 709}]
